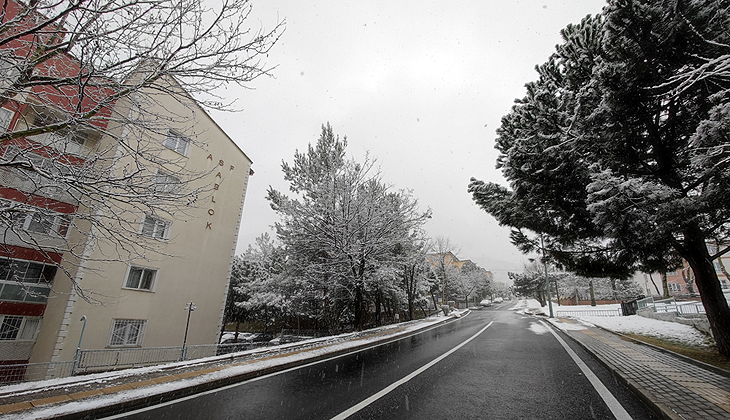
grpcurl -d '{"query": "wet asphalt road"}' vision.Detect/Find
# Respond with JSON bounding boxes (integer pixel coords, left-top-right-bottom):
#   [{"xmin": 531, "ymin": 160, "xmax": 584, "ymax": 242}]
[{"xmin": 106, "ymin": 304, "xmax": 658, "ymax": 420}]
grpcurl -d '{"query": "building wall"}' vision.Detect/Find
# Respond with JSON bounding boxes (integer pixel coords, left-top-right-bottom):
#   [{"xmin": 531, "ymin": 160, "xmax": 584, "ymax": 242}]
[{"xmin": 30, "ymin": 80, "xmax": 252, "ymax": 363}]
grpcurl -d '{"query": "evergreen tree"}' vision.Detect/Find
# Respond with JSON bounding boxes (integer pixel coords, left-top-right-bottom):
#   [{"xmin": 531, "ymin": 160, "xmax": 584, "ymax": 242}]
[
  {"xmin": 469, "ymin": 1, "xmax": 730, "ymax": 355},
  {"xmin": 268, "ymin": 123, "xmax": 431, "ymax": 331}
]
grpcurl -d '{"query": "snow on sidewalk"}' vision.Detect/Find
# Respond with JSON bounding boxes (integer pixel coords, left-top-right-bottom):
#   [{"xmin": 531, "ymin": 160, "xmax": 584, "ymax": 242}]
[{"xmin": 512, "ymin": 298, "xmax": 710, "ymax": 348}]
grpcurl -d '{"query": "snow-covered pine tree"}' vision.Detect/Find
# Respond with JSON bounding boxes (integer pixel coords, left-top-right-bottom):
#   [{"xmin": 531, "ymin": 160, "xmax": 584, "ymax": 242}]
[{"xmin": 470, "ymin": 1, "xmax": 730, "ymax": 356}]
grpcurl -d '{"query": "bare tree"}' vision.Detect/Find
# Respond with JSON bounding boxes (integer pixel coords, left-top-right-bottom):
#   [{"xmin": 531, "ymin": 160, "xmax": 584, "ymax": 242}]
[{"xmin": 0, "ymin": 0, "xmax": 283, "ymax": 300}]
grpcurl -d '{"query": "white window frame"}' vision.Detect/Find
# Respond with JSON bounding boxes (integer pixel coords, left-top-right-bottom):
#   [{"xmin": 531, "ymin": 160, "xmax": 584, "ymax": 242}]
[
  {"xmin": 108, "ymin": 319, "xmax": 146, "ymax": 347},
  {"xmin": 0, "ymin": 315, "xmax": 41, "ymax": 341},
  {"xmin": 163, "ymin": 130, "xmax": 190, "ymax": 156},
  {"xmin": 0, "ymin": 258, "xmax": 56, "ymax": 303},
  {"xmin": 123, "ymin": 265, "xmax": 158, "ymax": 292},
  {"xmin": 154, "ymin": 171, "xmax": 182, "ymax": 194},
  {"xmin": 140, "ymin": 215, "xmax": 170, "ymax": 240}
]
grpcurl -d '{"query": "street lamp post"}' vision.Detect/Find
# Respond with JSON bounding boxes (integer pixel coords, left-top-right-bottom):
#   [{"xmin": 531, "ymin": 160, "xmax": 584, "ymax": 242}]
[
  {"xmin": 181, "ymin": 302, "xmax": 196, "ymax": 360},
  {"xmin": 72, "ymin": 315, "xmax": 87, "ymax": 375}
]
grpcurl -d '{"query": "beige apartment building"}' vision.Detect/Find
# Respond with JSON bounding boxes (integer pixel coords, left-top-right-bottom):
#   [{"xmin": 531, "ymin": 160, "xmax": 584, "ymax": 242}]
[
  {"xmin": 3, "ymin": 75, "xmax": 253, "ymax": 367},
  {"xmin": 30, "ymin": 80, "xmax": 252, "ymax": 365}
]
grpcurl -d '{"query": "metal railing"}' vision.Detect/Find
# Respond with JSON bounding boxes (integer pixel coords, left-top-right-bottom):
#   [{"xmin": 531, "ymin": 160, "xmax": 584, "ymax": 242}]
[
  {"xmin": 0, "ymin": 333, "xmax": 319, "ymax": 384},
  {"xmin": 0, "ymin": 361, "xmax": 73, "ymax": 383},
  {"xmin": 636, "ymin": 296, "xmax": 705, "ymax": 315},
  {"xmin": 554, "ymin": 308, "xmax": 623, "ymax": 317}
]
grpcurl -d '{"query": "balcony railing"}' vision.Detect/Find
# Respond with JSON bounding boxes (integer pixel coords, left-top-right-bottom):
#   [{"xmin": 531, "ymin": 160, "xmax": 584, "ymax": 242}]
[
  {"xmin": 0, "ymin": 166, "xmax": 75, "ymax": 203},
  {"xmin": 26, "ymin": 132, "xmax": 94, "ymax": 157}
]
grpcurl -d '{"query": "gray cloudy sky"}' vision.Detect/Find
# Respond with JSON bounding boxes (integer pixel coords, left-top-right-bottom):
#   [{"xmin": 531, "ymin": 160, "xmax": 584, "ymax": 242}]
[{"xmin": 210, "ymin": 0, "xmax": 607, "ymax": 284}]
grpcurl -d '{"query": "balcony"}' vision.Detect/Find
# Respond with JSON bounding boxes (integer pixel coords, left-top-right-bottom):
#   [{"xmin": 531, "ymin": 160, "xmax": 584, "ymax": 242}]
[
  {"xmin": 0, "ymin": 166, "xmax": 76, "ymax": 204},
  {"xmin": 26, "ymin": 132, "xmax": 94, "ymax": 157}
]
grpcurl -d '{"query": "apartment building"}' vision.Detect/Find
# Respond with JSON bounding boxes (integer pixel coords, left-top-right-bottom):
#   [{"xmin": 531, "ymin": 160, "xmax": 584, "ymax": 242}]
[{"xmin": 0, "ymin": 0, "xmax": 252, "ymax": 372}]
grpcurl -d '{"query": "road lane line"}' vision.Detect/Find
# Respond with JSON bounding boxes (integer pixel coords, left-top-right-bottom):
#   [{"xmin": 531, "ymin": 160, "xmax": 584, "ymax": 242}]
[
  {"xmin": 541, "ymin": 320, "xmax": 632, "ymax": 420},
  {"xmin": 329, "ymin": 320, "xmax": 494, "ymax": 420}
]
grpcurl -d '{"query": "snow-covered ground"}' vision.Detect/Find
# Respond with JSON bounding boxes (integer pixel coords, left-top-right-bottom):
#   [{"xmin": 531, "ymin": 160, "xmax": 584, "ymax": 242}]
[{"xmin": 511, "ymin": 299, "xmax": 710, "ymax": 347}]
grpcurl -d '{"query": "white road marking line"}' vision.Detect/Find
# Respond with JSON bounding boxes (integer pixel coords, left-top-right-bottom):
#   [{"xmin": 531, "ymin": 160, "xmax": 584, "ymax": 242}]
[
  {"xmin": 329, "ymin": 321, "xmax": 495, "ymax": 420},
  {"xmin": 541, "ymin": 320, "xmax": 633, "ymax": 420}
]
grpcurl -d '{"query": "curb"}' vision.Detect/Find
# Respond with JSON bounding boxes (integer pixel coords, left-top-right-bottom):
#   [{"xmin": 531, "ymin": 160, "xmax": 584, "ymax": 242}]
[{"xmin": 9, "ymin": 313, "xmax": 465, "ymax": 420}]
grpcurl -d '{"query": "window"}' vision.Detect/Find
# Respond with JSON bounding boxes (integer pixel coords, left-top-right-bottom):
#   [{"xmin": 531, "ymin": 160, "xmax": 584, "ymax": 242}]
[
  {"xmin": 0, "ymin": 108, "xmax": 12, "ymax": 132},
  {"xmin": 109, "ymin": 319, "xmax": 146, "ymax": 347},
  {"xmin": 0, "ymin": 316, "xmax": 22, "ymax": 340},
  {"xmin": 164, "ymin": 130, "xmax": 190, "ymax": 155},
  {"xmin": 0, "ymin": 259, "xmax": 56, "ymax": 303},
  {"xmin": 124, "ymin": 266, "xmax": 157, "ymax": 291},
  {"xmin": 0, "ymin": 315, "xmax": 40, "ymax": 341},
  {"xmin": 667, "ymin": 283, "xmax": 683, "ymax": 293},
  {"xmin": 0, "ymin": 199, "xmax": 72, "ymax": 237},
  {"xmin": 141, "ymin": 215, "xmax": 169, "ymax": 239},
  {"xmin": 154, "ymin": 172, "xmax": 181, "ymax": 193}
]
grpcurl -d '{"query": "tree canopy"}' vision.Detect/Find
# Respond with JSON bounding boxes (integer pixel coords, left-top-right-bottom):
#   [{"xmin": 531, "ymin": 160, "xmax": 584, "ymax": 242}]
[
  {"xmin": 267, "ymin": 123, "xmax": 432, "ymax": 331},
  {"xmin": 469, "ymin": 0, "xmax": 730, "ymax": 355}
]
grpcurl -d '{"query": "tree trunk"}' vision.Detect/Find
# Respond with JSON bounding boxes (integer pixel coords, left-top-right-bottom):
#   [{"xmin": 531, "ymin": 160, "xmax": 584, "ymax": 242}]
[
  {"xmin": 661, "ymin": 272, "xmax": 670, "ymax": 299},
  {"xmin": 374, "ymin": 292, "xmax": 382, "ymax": 327},
  {"xmin": 589, "ymin": 280, "xmax": 596, "ymax": 306},
  {"xmin": 682, "ymin": 228, "xmax": 730, "ymax": 357},
  {"xmin": 648, "ymin": 273, "xmax": 661, "ymax": 296},
  {"xmin": 354, "ymin": 284, "xmax": 365, "ymax": 331}
]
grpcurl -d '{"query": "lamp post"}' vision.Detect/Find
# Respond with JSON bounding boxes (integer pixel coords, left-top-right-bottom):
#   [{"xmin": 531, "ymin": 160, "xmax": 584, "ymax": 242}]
[
  {"xmin": 72, "ymin": 315, "xmax": 87, "ymax": 375},
  {"xmin": 541, "ymin": 234, "xmax": 554, "ymax": 318},
  {"xmin": 181, "ymin": 302, "xmax": 196, "ymax": 360}
]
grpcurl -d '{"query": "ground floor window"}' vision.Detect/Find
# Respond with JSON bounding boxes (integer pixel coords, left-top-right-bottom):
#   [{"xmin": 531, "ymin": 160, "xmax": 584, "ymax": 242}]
[
  {"xmin": 0, "ymin": 315, "xmax": 41, "ymax": 341},
  {"xmin": 108, "ymin": 319, "xmax": 146, "ymax": 347}
]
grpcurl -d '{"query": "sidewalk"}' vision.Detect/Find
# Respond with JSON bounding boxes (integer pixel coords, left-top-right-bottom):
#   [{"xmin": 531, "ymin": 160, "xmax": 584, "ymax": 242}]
[{"xmin": 553, "ymin": 318, "xmax": 730, "ymax": 420}]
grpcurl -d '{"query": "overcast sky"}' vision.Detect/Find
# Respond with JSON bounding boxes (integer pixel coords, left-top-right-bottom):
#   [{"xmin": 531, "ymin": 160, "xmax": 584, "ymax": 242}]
[{"xmin": 210, "ymin": 0, "xmax": 608, "ymax": 285}]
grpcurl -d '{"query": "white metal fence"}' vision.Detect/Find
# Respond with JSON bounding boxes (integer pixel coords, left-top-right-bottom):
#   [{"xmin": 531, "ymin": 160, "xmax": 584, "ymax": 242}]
[
  {"xmin": 554, "ymin": 308, "xmax": 623, "ymax": 317},
  {"xmin": 637, "ymin": 296, "xmax": 705, "ymax": 315}
]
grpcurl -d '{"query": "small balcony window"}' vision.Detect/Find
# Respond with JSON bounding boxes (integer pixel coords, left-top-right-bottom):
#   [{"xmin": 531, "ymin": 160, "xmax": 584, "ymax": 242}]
[
  {"xmin": 164, "ymin": 130, "xmax": 190, "ymax": 156},
  {"xmin": 124, "ymin": 266, "xmax": 157, "ymax": 291},
  {"xmin": 141, "ymin": 215, "xmax": 169, "ymax": 240}
]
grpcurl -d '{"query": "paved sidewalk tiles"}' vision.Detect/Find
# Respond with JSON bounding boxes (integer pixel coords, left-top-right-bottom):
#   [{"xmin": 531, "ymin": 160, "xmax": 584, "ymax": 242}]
[{"xmin": 561, "ymin": 320, "xmax": 730, "ymax": 420}]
